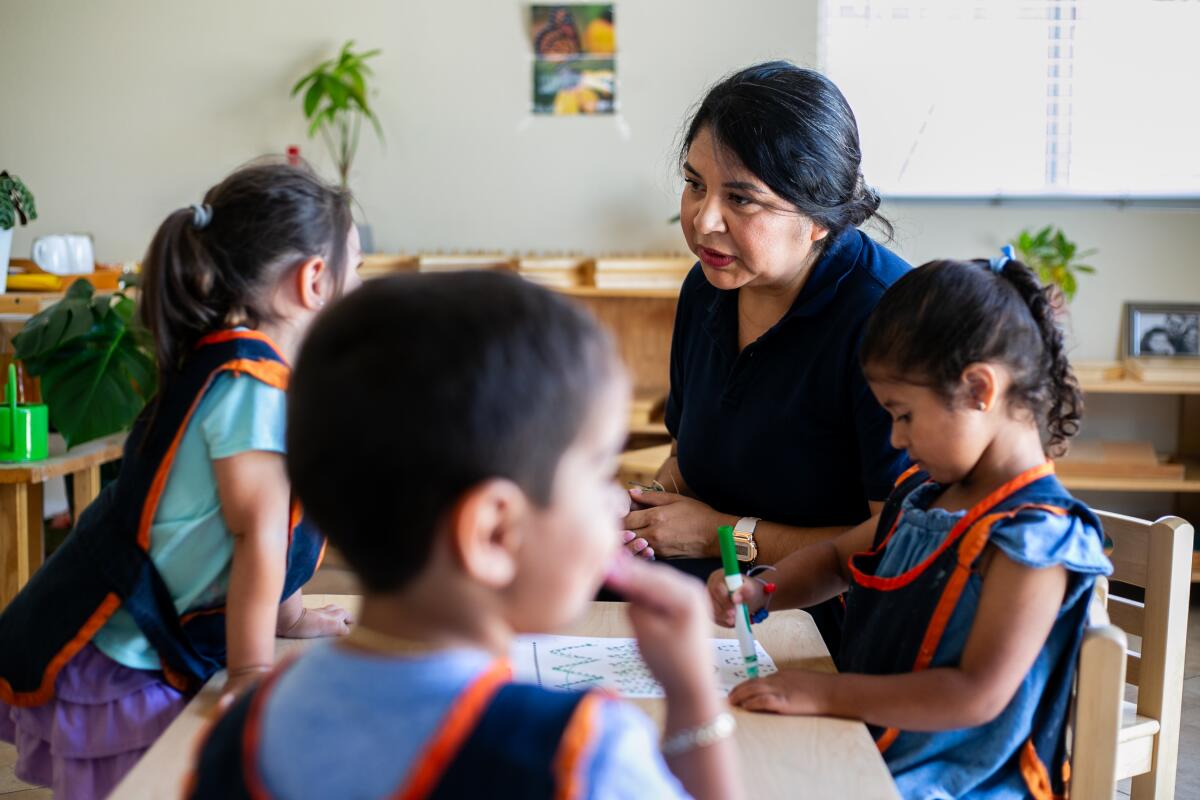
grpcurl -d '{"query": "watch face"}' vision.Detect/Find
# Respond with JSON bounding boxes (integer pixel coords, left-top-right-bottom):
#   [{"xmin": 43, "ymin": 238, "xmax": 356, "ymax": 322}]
[{"xmin": 734, "ymin": 543, "xmax": 751, "ymax": 559}]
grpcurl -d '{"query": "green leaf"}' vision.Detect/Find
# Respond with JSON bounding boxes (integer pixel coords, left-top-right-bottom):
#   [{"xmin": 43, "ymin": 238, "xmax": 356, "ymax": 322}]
[
  {"xmin": 291, "ymin": 72, "xmax": 318, "ymax": 97},
  {"xmin": 323, "ymin": 75, "xmax": 349, "ymax": 109},
  {"xmin": 11, "ymin": 284, "xmax": 155, "ymax": 447},
  {"xmin": 303, "ymin": 79, "xmax": 324, "ymax": 119},
  {"xmin": 1075, "ymin": 264, "xmax": 1096, "ymax": 274},
  {"xmin": 1061, "ymin": 271, "xmax": 1077, "ymax": 301}
]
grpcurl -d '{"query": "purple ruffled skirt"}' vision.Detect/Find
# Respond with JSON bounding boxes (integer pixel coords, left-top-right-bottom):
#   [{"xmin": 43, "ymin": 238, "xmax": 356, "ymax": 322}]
[{"xmin": 0, "ymin": 643, "xmax": 187, "ymax": 799}]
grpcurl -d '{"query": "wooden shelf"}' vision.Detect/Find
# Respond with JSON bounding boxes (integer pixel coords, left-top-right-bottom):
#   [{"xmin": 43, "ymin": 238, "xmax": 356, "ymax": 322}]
[
  {"xmin": 1078, "ymin": 378, "xmax": 1200, "ymax": 396},
  {"xmin": 1060, "ymin": 457, "xmax": 1200, "ymax": 493},
  {"xmin": 554, "ymin": 286, "xmax": 679, "ymax": 300}
]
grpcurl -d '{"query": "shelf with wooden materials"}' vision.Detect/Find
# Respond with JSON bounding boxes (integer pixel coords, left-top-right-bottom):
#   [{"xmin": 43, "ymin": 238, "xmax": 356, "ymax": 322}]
[
  {"xmin": 555, "ymin": 286, "xmax": 679, "ymax": 300},
  {"xmin": 1077, "ymin": 378, "xmax": 1200, "ymax": 396},
  {"xmin": 1060, "ymin": 457, "xmax": 1200, "ymax": 493}
]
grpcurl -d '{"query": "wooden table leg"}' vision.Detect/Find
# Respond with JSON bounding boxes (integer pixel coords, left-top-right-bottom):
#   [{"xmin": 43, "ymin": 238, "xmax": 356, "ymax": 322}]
[
  {"xmin": 1, "ymin": 482, "xmax": 44, "ymax": 608},
  {"xmin": 72, "ymin": 465, "xmax": 102, "ymax": 520}
]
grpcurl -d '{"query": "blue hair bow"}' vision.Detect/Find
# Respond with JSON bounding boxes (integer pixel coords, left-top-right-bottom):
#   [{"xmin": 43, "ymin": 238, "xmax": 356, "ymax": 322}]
[{"xmin": 989, "ymin": 244, "xmax": 1015, "ymax": 274}]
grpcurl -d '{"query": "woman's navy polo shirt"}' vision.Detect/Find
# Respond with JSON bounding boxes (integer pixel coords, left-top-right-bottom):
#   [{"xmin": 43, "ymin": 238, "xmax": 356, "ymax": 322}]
[{"xmin": 664, "ymin": 227, "xmax": 911, "ymax": 529}]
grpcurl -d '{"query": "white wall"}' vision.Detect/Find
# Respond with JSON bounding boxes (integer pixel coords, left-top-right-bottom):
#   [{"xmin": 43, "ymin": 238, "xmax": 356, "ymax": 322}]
[{"xmin": 2, "ymin": 0, "xmax": 1197, "ymax": 360}]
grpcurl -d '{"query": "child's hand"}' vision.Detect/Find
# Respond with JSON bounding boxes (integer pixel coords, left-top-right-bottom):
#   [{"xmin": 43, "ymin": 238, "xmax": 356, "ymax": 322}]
[
  {"xmin": 705, "ymin": 568, "xmax": 766, "ymax": 628},
  {"xmin": 621, "ymin": 529, "xmax": 655, "ymax": 560},
  {"xmin": 603, "ymin": 552, "xmax": 715, "ymax": 700},
  {"xmin": 214, "ymin": 666, "xmax": 271, "ymax": 715},
  {"xmin": 279, "ymin": 604, "xmax": 353, "ymax": 639},
  {"xmin": 727, "ymin": 670, "xmax": 833, "ymax": 716}
]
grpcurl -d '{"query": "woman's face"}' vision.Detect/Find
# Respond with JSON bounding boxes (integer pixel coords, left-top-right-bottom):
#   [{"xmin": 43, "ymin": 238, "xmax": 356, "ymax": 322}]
[{"xmin": 680, "ymin": 126, "xmax": 829, "ymax": 292}]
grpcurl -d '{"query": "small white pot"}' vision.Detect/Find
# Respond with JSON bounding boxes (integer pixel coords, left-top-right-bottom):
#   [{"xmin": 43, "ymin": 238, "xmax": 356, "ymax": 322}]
[{"xmin": 0, "ymin": 227, "xmax": 12, "ymax": 294}]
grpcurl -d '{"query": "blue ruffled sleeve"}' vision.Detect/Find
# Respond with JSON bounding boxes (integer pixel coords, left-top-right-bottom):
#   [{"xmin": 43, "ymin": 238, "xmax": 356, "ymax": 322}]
[{"xmin": 988, "ymin": 507, "xmax": 1112, "ymax": 576}]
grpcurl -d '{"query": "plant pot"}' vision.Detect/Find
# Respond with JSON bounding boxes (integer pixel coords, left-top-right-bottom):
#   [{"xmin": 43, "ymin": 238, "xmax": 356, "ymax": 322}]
[{"xmin": 0, "ymin": 227, "xmax": 12, "ymax": 294}]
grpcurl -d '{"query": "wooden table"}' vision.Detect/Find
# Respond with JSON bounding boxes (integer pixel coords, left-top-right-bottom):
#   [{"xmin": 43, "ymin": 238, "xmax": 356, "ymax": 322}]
[
  {"xmin": 112, "ymin": 596, "xmax": 899, "ymax": 799},
  {"xmin": 0, "ymin": 432, "xmax": 125, "ymax": 606}
]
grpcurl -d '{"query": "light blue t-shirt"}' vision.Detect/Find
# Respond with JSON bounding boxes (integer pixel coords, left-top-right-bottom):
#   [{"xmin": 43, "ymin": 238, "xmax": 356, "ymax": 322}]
[
  {"xmin": 92, "ymin": 371, "xmax": 288, "ymax": 670},
  {"xmin": 259, "ymin": 643, "xmax": 692, "ymax": 800}
]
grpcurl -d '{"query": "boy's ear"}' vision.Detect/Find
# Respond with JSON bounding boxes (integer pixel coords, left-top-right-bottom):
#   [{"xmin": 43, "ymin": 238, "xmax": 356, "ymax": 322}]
[
  {"xmin": 961, "ymin": 362, "xmax": 1001, "ymax": 411},
  {"xmin": 446, "ymin": 479, "xmax": 529, "ymax": 589}
]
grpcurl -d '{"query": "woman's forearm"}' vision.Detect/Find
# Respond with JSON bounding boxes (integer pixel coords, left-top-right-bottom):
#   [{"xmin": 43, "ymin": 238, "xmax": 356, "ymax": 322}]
[{"xmin": 653, "ymin": 455, "xmax": 693, "ymax": 497}]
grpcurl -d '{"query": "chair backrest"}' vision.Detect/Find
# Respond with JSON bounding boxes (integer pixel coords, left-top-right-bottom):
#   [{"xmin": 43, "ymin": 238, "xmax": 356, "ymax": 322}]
[
  {"xmin": 1070, "ymin": 576, "xmax": 1128, "ymax": 798},
  {"xmin": 1094, "ymin": 511, "xmax": 1193, "ymax": 800}
]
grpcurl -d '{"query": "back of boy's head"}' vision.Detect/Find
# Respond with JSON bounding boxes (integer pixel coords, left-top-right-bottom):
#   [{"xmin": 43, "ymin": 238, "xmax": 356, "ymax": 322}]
[
  {"xmin": 139, "ymin": 160, "xmax": 353, "ymax": 374},
  {"xmin": 287, "ymin": 272, "xmax": 619, "ymax": 593},
  {"xmin": 860, "ymin": 258, "xmax": 1082, "ymax": 455}
]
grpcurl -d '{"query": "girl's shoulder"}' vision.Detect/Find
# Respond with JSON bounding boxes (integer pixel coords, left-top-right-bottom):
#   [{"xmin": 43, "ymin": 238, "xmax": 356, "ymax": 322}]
[{"xmin": 986, "ymin": 501, "xmax": 1112, "ymax": 576}]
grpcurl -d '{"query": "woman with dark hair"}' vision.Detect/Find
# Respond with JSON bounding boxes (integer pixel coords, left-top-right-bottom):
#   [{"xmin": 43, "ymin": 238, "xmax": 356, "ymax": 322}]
[{"xmin": 621, "ymin": 62, "xmax": 910, "ymax": 646}]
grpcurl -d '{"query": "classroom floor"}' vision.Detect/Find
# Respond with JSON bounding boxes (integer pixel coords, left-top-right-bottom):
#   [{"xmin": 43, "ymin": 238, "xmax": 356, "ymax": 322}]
[{"xmin": 1, "ymin": 588, "xmax": 1198, "ymax": 799}]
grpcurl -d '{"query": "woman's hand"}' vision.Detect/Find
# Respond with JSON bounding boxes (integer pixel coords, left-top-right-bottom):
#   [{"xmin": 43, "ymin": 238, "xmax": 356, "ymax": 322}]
[
  {"xmin": 727, "ymin": 670, "xmax": 834, "ymax": 716},
  {"xmin": 623, "ymin": 488, "xmax": 732, "ymax": 559},
  {"xmin": 705, "ymin": 568, "xmax": 766, "ymax": 628}
]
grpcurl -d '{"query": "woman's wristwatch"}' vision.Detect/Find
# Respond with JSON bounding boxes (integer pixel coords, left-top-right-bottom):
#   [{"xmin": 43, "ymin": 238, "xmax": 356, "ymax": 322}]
[{"xmin": 733, "ymin": 516, "xmax": 760, "ymax": 563}]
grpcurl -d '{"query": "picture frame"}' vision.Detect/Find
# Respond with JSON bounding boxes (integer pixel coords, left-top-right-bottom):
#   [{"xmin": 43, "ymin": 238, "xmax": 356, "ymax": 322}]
[{"xmin": 1123, "ymin": 302, "xmax": 1200, "ymax": 359}]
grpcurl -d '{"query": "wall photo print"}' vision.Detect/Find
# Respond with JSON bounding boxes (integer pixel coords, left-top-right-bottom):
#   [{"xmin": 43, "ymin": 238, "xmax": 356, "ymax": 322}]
[{"xmin": 530, "ymin": 5, "xmax": 615, "ymax": 115}]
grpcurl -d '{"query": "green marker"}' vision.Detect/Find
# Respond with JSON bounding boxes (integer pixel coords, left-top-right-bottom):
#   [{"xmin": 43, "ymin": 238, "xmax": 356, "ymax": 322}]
[{"xmin": 718, "ymin": 524, "xmax": 759, "ymax": 679}]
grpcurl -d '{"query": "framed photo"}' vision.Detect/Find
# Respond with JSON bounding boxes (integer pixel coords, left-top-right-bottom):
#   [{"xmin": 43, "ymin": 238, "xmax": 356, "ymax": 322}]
[{"xmin": 1124, "ymin": 302, "xmax": 1200, "ymax": 359}]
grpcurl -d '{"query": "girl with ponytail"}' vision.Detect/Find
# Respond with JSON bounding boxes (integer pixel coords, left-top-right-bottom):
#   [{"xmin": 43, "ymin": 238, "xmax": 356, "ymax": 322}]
[
  {"xmin": 707, "ymin": 254, "xmax": 1112, "ymax": 797},
  {"xmin": 0, "ymin": 160, "xmax": 361, "ymax": 799}
]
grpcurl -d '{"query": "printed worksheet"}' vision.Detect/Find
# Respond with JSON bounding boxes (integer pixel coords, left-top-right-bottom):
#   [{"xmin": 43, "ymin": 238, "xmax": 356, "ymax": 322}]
[{"xmin": 510, "ymin": 635, "xmax": 778, "ymax": 698}]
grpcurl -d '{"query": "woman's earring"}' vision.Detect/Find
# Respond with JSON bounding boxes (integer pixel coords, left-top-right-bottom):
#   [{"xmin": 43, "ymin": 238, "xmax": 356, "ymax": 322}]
[{"xmin": 977, "ymin": 402, "xmax": 986, "ymax": 411}]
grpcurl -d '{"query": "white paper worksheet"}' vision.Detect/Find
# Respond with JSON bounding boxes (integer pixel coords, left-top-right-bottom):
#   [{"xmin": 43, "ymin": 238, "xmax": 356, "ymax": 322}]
[{"xmin": 510, "ymin": 635, "xmax": 778, "ymax": 698}]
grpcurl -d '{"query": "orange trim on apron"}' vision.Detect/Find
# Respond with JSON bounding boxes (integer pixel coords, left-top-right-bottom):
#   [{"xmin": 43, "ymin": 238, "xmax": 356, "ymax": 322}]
[
  {"xmin": 136, "ymin": 356, "xmax": 290, "ymax": 552},
  {"xmin": 0, "ymin": 593, "xmax": 122, "ymax": 707},
  {"xmin": 893, "ymin": 464, "xmax": 923, "ymax": 488},
  {"xmin": 850, "ymin": 462, "xmax": 1056, "ymax": 591},
  {"xmin": 866, "ymin": 462, "xmax": 1067, "ymax": 755},
  {"xmin": 1019, "ymin": 737, "xmax": 1063, "ymax": 800},
  {"xmin": 239, "ymin": 657, "xmax": 300, "ymax": 800},
  {"xmin": 393, "ymin": 660, "xmax": 513, "ymax": 800},
  {"xmin": 196, "ymin": 329, "xmax": 288, "ymax": 361},
  {"xmin": 553, "ymin": 691, "xmax": 606, "ymax": 800}
]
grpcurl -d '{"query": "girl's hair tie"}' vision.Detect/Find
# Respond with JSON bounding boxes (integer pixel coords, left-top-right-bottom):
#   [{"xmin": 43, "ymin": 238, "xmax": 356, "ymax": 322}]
[
  {"xmin": 988, "ymin": 244, "xmax": 1015, "ymax": 274},
  {"xmin": 190, "ymin": 203, "xmax": 213, "ymax": 230}
]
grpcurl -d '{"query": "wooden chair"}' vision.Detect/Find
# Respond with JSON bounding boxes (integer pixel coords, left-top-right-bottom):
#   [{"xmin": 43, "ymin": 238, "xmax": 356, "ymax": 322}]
[
  {"xmin": 1076, "ymin": 512, "xmax": 1194, "ymax": 799},
  {"xmin": 1070, "ymin": 576, "xmax": 1128, "ymax": 798}
]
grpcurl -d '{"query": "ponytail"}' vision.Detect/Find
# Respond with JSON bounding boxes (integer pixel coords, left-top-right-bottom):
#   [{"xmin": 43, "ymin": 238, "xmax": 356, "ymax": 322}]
[
  {"xmin": 138, "ymin": 160, "xmax": 353, "ymax": 377},
  {"xmin": 993, "ymin": 260, "xmax": 1082, "ymax": 455},
  {"xmin": 139, "ymin": 208, "xmax": 228, "ymax": 373}
]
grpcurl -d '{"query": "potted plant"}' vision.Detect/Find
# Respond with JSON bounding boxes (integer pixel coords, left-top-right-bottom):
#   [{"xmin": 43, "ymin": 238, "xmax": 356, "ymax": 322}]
[
  {"xmin": 291, "ymin": 40, "xmax": 384, "ymax": 191},
  {"xmin": 1, "ymin": 171, "xmax": 38, "ymax": 294},
  {"xmin": 12, "ymin": 279, "xmax": 156, "ymax": 448},
  {"xmin": 1012, "ymin": 225, "xmax": 1097, "ymax": 302}
]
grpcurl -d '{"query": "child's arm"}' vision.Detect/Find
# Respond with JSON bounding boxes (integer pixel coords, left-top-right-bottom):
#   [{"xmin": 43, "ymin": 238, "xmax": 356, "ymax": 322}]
[
  {"xmin": 706, "ymin": 514, "xmax": 879, "ymax": 627},
  {"xmin": 728, "ymin": 549, "xmax": 1068, "ymax": 732},
  {"xmin": 604, "ymin": 554, "xmax": 744, "ymax": 800},
  {"xmin": 214, "ymin": 450, "xmax": 291, "ymax": 699}
]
